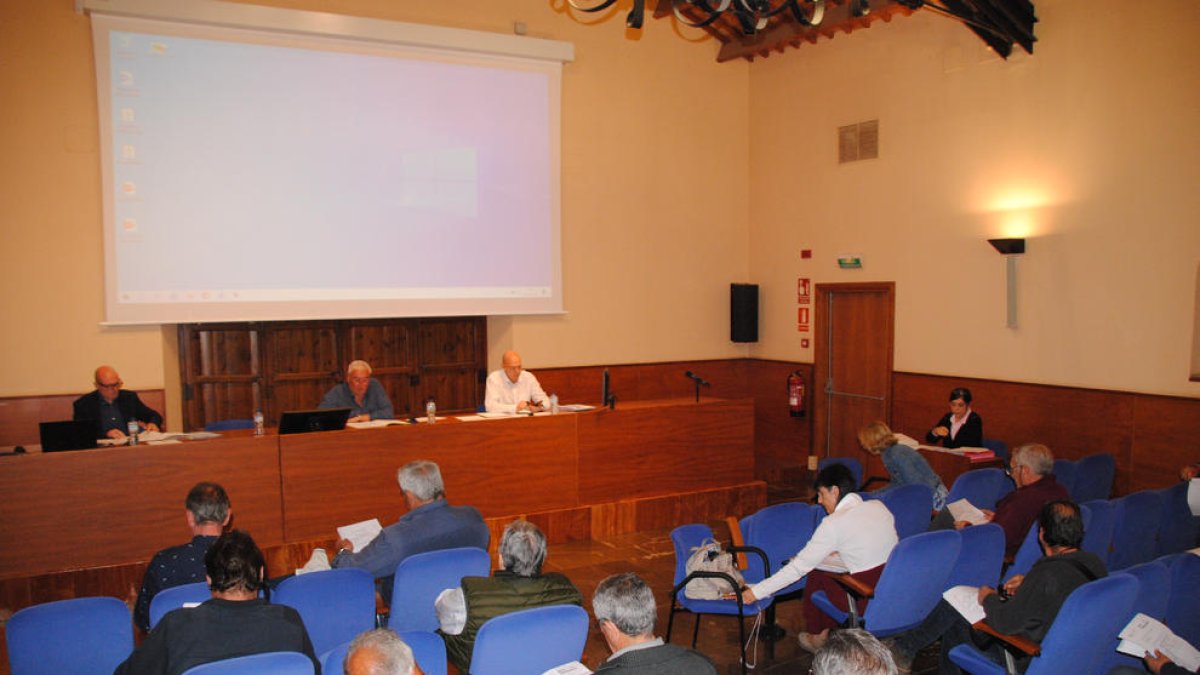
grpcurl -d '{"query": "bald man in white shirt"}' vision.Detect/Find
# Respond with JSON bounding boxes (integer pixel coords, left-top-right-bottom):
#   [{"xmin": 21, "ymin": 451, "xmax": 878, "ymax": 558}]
[{"xmin": 483, "ymin": 351, "xmax": 548, "ymax": 414}]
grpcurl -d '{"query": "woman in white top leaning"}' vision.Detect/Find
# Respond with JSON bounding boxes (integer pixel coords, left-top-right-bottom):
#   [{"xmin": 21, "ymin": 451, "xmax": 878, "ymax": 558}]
[{"xmin": 739, "ymin": 463, "xmax": 898, "ymax": 654}]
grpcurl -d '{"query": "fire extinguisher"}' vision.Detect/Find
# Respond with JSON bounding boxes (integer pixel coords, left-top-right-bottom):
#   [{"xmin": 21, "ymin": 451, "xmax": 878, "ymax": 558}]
[{"xmin": 788, "ymin": 370, "xmax": 806, "ymax": 418}]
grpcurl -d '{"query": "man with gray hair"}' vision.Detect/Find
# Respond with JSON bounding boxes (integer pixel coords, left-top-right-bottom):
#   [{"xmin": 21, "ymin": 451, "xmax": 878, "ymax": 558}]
[
  {"xmin": 592, "ymin": 572, "xmax": 716, "ymax": 674},
  {"xmin": 441, "ymin": 520, "xmax": 583, "ymax": 672},
  {"xmin": 955, "ymin": 443, "xmax": 1069, "ymax": 558},
  {"xmin": 332, "ymin": 460, "xmax": 489, "ymax": 603},
  {"xmin": 132, "ymin": 482, "xmax": 231, "ymax": 632},
  {"xmin": 812, "ymin": 629, "xmax": 897, "ymax": 675},
  {"xmin": 320, "ymin": 359, "xmax": 394, "ymax": 422},
  {"xmin": 345, "ymin": 628, "xmax": 423, "ymax": 675}
]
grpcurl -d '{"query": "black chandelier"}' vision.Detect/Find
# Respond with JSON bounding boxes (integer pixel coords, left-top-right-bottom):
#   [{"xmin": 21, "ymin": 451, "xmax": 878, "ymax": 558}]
[{"xmin": 566, "ymin": 0, "xmax": 859, "ymax": 35}]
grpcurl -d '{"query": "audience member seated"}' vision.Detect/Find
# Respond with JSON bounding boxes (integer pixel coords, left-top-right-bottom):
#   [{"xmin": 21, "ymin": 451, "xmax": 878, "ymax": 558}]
[
  {"xmin": 115, "ymin": 529, "xmax": 318, "ymax": 675},
  {"xmin": 440, "ymin": 519, "xmax": 582, "ymax": 671},
  {"xmin": 859, "ymin": 420, "xmax": 949, "ymax": 509},
  {"xmin": 320, "ymin": 360, "xmax": 394, "ymax": 422},
  {"xmin": 346, "ymin": 628, "xmax": 423, "ymax": 675},
  {"xmin": 592, "ymin": 572, "xmax": 718, "ymax": 674},
  {"xmin": 739, "ymin": 464, "xmax": 899, "ymax": 654},
  {"xmin": 925, "ymin": 387, "xmax": 982, "ymax": 449},
  {"xmin": 812, "ymin": 628, "xmax": 898, "ymax": 675},
  {"xmin": 73, "ymin": 364, "xmax": 163, "ymax": 439},
  {"xmin": 332, "ymin": 459, "xmax": 489, "ymax": 603},
  {"xmin": 956, "ymin": 443, "xmax": 1069, "ymax": 559},
  {"xmin": 484, "ymin": 350, "xmax": 548, "ymax": 413},
  {"xmin": 887, "ymin": 500, "xmax": 1104, "ymax": 675},
  {"xmin": 133, "ymin": 482, "xmax": 231, "ymax": 632}
]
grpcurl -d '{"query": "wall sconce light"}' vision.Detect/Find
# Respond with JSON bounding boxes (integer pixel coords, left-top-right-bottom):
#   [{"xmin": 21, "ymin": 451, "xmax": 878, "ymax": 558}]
[{"xmin": 988, "ymin": 238, "xmax": 1025, "ymax": 328}]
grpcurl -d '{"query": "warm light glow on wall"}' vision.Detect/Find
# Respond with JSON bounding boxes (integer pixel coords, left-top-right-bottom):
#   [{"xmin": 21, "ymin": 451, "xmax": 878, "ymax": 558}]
[{"xmin": 981, "ymin": 188, "xmax": 1057, "ymax": 238}]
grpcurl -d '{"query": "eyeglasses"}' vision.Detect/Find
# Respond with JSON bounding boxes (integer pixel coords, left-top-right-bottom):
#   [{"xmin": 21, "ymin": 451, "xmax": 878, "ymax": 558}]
[{"xmin": 96, "ymin": 380, "xmax": 122, "ymax": 389}]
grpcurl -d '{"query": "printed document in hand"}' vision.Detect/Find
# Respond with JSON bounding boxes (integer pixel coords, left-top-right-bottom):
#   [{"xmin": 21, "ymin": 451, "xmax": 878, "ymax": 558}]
[
  {"xmin": 1189, "ymin": 478, "xmax": 1200, "ymax": 516},
  {"xmin": 540, "ymin": 662, "xmax": 592, "ymax": 675},
  {"xmin": 1118, "ymin": 613, "xmax": 1200, "ymax": 672},
  {"xmin": 948, "ymin": 499, "xmax": 989, "ymax": 525},
  {"xmin": 337, "ymin": 518, "xmax": 383, "ymax": 552},
  {"xmin": 296, "ymin": 548, "xmax": 331, "ymax": 575},
  {"xmin": 943, "ymin": 585, "xmax": 986, "ymax": 624}
]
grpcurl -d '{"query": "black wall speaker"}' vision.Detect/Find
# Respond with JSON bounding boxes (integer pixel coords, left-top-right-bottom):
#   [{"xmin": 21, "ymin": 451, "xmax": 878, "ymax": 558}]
[{"xmin": 730, "ymin": 283, "xmax": 758, "ymax": 343}]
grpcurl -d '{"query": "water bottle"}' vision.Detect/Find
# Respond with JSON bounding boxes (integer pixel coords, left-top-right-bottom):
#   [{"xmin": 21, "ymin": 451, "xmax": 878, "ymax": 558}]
[
  {"xmin": 549, "ymin": 393, "xmax": 559, "ymax": 415},
  {"xmin": 253, "ymin": 410, "xmax": 265, "ymax": 436},
  {"xmin": 425, "ymin": 399, "xmax": 436, "ymax": 424},
  {"xmin": 127, "ymin": 419, "xmax": 139, "ymax": 445}
]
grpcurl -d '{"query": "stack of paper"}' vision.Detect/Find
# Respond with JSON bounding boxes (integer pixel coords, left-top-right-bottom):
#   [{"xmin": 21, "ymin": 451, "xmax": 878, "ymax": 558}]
[
  {"xmin": 947, "ymin": 499, "xmax": 989, "ymax": 526},
  {"xmin": 1117, "ymin": 613, "xmax": 1200, "ymax": 671},
  {"xmin": 337, "ymin": 519, "xmax": 383, "ymax": 552}
]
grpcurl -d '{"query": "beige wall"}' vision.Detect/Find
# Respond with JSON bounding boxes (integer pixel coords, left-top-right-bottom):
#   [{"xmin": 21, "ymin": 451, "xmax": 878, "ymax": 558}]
[
  {"xmin": 747, "ymin": 1, "xmax": 1200, "ymax": 397},
  {"xmin": 3, "ymin": 0, "xmax": 1198, "ymax": 404}
]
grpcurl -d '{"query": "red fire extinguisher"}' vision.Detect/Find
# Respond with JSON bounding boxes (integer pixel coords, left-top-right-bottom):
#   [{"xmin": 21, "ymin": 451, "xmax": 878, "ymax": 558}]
[{"xmin": 788, "ymin": 370, "xmax": 806, "ymax": 418}]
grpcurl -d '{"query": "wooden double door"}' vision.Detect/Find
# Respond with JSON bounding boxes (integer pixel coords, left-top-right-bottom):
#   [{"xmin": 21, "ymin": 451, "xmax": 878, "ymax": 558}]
[{"xmin": 178, "ymin": 317, "xmax": 486, "ymax": 430}]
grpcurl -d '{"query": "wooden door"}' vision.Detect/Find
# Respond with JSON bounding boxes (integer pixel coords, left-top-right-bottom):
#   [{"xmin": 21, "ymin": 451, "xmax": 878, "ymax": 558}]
[
  {"xmin": 415, "ymin": 317, "xmax": 486, "ymax": 415},
  {"xmin": 813, "ymin": 283, "xmax": 894, "ymax": 464},
  {"xmin": 263, "ymin": 322, "xmax": 342, "ymax": 422},
  {"xmin": 179, "ymin": 323, "xmax": 264, "ymax": 430}
]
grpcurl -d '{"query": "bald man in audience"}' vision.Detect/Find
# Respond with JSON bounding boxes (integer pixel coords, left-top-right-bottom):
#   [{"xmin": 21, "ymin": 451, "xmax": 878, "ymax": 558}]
[
  {"xmin": 73, "ymin": 365, "xmax": 162, "ymax": 439},
  {"xmin": 346, "ymin": 629, "xmax": 423, "ymax": 675},
  {"xmin": 484, "ymin": 350, "xmax": 548, "ymax": 413}
]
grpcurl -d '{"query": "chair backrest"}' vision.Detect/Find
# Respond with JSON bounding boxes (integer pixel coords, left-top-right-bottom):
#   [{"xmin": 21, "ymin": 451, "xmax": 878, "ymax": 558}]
[
  {"xmin": 879, "ymin": 483, "xmax": 933, "ymax": 540},
  {"xmin": 469, "ymin": 604, "xmax": 589, "ymax": 675},
  {"xmin": 273, "ymin": 567, "xmax": 376, "ymax": 655},
  {"xmin": 320, "ymin": 641, "xmax": 350, "ymax": 675},
  {"xmin": 739, "ymin": 502, "xmax": 821, "ymax": 588},
  {"xmin": 1166, "ymin": 552, "xmax": 1200, "ymax": 646},
  {"xmin": 1004, "ymin": 504, "xmax": 1096, "ymax": 583},
  {"xmin": 981, "ymin": 438, "xmax": 1009, "ymax": 461},
  {"xmin": 149, "ymin": 581, "xmax": 212, "ymax": 629},
  {"xmin": 6, "ymin": 596, "xmax": 133, "ymax": 675},
  {"xmin": 946, "ymin": 523, "xmax": 1005, "ymax": 589},
  {"xmin": 388, "ymin": 546, "xmax": 491, "ymax": 632},
  {"xmin": 203, "ymin": 418, "xmax": 256, "ymax": 432},
  {"xmin": 1072, "ymin": 453, "xmax": 1115, "ymax": 502},
  {"xmin": 1157, "ymin": 481, "xmax": 1200, "ymax": 556},
  {"xmin": 1096, "ymin": 561, "xmax": 1172, "ymax": 675},
  {"xmin": 819, "ymin": 457, "xmax": 863, "ymax": 490},
  {"xmin": 863, "ymin": 529, "xmax": 961, "ymax": 637},
  {"xmin": 946, "ymin": 468, "xmax": 1008, "ymax": 511},
  {"xmin": 1052, "ymin": 458, "xmax": 1077, "ymax": 498},
  {"xmin": 670, "ymin": 523, "xmax": 717, "ymax": 587},
  {"xmin": 1080, "ymin": 499, "xmax": 1115, "ymax": 561},
  {"xmin": 1109, "ymin": 490, "xmax": 1165, "ymax": 570},
  {"xmin": 181, "ymin": 651, "xmax": 314, "ymax": 675},
  {"xmin": 398, "ymin": 629, "xmax": 449, "ymax": 675},
  {"xmin": 1025, "ymin": 573, "xmax": 1138, "ymax": 675}
]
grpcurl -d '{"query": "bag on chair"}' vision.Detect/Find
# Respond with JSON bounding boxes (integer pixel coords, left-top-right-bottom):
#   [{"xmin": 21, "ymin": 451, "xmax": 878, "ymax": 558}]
[{"xmin": 683, "ymin": 538, "xmax": 745, "ymax": 600}]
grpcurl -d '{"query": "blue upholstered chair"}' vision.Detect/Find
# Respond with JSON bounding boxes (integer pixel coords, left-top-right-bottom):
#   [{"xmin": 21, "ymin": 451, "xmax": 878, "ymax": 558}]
[
  {"xmin": 469, "ymin": 604, "xmax": 588, "ymax": 675},
  {"xmin": 1071, "ymin": 453, "xmax": 1115, "ymax": 502},
  {"xmin": 149, "ymin": 580, "xmax": 212, "ymax": 629},
  {"xmin": 879, "ymin": 483, "xmax": 934, "ymax": 540},
  {"xmin": 1003, "ymin": 503, "xmax": 1096, "ymax": 584},
  {"xmin": 981, "ymin": 438, "xmax": 1009, "ymax": 462},
  {"xmin": 946, "ymin": 523, "xmax": 1005, "ymax": 589},
  {"xmin": 1080, "ymin": 499, "xmax": 1115, "ymax": 561},
  {"xmin": 947, "ymin": 468, "xmax": 1009, "ymax": 511},
  {"xmin": 319, "ymin": 630, "xmax": 447, "ymax": 675},
  {"xmin": 948, "ymin": 573, "xmax": 1138, "ymax": 675},
  {"xmin": 181, "ymin": 651, "xmax": 314, "ymax": 674},
  {"xmin": 1109, "ymin": 490, "xmax": 1165, "ymax": 570},
  {"xmin": 1095, "ymin": 561, "xmax": 1171, "ymax": 674},
  {"xmin": 7, "ymin": 596, "xmax": 134, "ymax": 675},
  {"xmin": 387, "ymin": 547, "xmax": 491, "ymax": 632},
  {"xmin": 809, "ymin": 529, "xmax": 961, "ymax": 638},
  {"xmin": 1166, "ymin": 552, "xmax": 1200, "ymax": 646},
  {"xmin": 273, "ymin": 567, "xmax": 376, "ymax": 655},
  {"xmin": 1157, "ymin": 480, "xmax": 1200, "ymax": 556},
  {"xmin": 819, "ymin": 457, "xmax": 864, "ymax": 490},
  {"xmin": 666, "ymin": 524, "xmax": 771, "ymax": 675},
  {"xmin": 1051, "ymin": 459, "xmax": 1077, "ymax": 498}
]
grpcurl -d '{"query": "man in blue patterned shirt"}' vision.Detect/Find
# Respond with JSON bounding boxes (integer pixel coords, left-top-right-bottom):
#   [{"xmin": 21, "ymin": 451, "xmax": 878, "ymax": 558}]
[{"xmin": 132, "ymin": 482, "xmax": 231, "ymax": 631}]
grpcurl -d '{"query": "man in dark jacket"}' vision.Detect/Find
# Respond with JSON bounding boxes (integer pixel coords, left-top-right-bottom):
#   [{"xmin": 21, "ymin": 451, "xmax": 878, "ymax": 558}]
[
  {"xmin": 592, "ymin": 572, "xmax": 717, "ymax": 674},
  {"xmin": 72, "ymin": 364, "xmax": 163, "ymax": 439}
]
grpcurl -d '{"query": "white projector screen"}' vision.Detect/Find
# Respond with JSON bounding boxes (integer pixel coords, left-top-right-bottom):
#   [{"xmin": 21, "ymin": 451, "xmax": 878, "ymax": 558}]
[{"xmin": 90, "ymin": 11, "xmax": 563, "ymax": 324}]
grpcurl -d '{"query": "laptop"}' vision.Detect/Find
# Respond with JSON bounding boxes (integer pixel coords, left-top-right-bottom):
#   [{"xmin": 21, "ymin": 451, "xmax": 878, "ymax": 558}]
[
  {"xmin": 277, "ymin": 408, "xmax": 352, "ymax": 435},
  {"xmin": 39, "ymin": 420, "xmax": 99, "ymax": 453}
]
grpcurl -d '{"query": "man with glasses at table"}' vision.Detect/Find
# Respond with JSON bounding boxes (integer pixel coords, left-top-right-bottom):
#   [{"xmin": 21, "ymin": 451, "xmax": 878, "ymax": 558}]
[
  {"xmin": 954, "ymin": 443, "xmax": 1069, "ymax": 559},
  {"xmin": 73, "ymin": 364, "xmax": 163, "ymax": 439}
]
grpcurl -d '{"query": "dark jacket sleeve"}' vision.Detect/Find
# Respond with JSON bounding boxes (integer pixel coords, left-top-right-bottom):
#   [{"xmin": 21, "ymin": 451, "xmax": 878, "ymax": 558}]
[
  {"xmin": 123, "ymin": 391, "xmax": 163, "ymax": 428},
  {"xmin": 73, "ymin": 392, "xmax": 105, "ymax": 438},
  {"xmin": 926, "ymin": 413, "xmax": 954, "ymax": 444}
]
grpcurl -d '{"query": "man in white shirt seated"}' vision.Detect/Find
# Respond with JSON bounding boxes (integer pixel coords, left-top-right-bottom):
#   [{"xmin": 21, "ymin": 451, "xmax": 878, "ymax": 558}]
[{"xmin": 484, "ymin": 351, "xmax": 548, "ymax": 413}]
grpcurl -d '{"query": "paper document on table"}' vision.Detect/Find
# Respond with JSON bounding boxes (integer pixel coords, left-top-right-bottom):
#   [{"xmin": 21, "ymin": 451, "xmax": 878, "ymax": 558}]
[
  {"xmin": 477, "ymin": 411, "xmax": 515, "ymax": 418},
  {"xmin": 948, "ymin": 499, "xmax": 989, "ymax": 525},
  {"xmin": 943, "ymin": 585, "xmax": 986, "ymax": 624},
  {"xmin": 814, "ymin": 552, "xmax": 849, "ymax": 574},
  {"xmin": 541, "ymin": 661, "xmax": 592, "ymax": 675},
  {"xmin": 346, "ymin": 420, "xmax": 406, "ymax": 429},
  {"xmin": 296, "ymin": 548, "xmax": 331, "ymax": 575},
  {"xmin": 1117, "ymin": 613, "xmax": 1200, "ymax": 671},
  {"xmin": 337, "ymin": 519, "xmax": 383, "ymax": 552},
  {"xmin": 558, "ymin": 404, "xmax": 596, "ymax": 412},
  {"xmin": 1189, "ymin": 479, "xmax": 1200, "ymax": 516}
]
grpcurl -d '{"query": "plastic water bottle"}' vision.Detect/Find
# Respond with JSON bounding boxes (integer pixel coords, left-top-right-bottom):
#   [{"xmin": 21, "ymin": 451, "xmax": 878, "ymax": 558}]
[
  {"xmin": 127, "ymin": 419, "xmax": 139, "ymax": 445},
  {"xmin": 253, "ymin": 411, "xmax": 265, "ymax": 436},
  {"xmin": 549, "ymin": 393, "xmax": 559, "ymax": 415},
  {"xmin": 425, "ymin": 399, "xmax": 436, "ymax": 424}
]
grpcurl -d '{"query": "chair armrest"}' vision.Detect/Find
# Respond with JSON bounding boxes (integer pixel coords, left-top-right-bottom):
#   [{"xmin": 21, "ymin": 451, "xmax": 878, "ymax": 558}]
[
  {"xmin": 971, "ymin": 621, "xmax": 1041, "ymax": 657},
  {"xmin": 727, "ymin": 544, "xmax": 770, "ymax": 580},
  {"xmin": 831, "ymin": 573, "xmax": 875, "ymax": 599},
  {"xmin": 725, "ymin": 515, "xmax": 748, "ymax": 570}
]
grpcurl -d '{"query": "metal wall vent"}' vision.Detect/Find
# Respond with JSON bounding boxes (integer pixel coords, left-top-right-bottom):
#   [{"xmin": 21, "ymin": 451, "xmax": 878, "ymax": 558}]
[{"xmin": 838, "ymin": 119, "xmax": 879, "ymax": 163}]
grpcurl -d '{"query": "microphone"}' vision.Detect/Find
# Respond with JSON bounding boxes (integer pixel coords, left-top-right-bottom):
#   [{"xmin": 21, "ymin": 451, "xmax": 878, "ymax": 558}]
[{"xmin": 684, "ymin": 371, "xmax": 711, "ymax": 387}]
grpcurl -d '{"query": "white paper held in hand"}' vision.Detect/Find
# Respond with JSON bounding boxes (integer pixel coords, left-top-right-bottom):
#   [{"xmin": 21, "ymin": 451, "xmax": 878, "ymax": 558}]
[{"xmin": 337, "ymin": 518, "xmax": 383, "ymax": 552}]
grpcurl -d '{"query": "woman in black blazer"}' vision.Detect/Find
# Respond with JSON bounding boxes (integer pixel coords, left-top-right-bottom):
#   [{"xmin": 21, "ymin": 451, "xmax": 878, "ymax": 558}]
[{"xmin": 925, "ymin": 387, "xmax": 983, "ymax": 448}]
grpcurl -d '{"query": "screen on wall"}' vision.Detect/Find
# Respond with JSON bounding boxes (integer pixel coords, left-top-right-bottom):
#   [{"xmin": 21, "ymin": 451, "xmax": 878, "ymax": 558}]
[{"xmin": 90, "ymin": 13, "xmax": 563, "ymax": 324}]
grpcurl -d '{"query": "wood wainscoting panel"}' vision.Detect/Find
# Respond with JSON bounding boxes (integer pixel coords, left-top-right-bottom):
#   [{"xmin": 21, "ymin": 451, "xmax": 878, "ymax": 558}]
[
  {"xmin": 1130, "ymin": 394, "xmax": 1200, "ymax": 493},
  {"xmin": 746, "ymin": 360, "xmax": 814, "ymax": 483},
  {"xmin": 0, "ymin": 389, "xmax": 167, "ymax": 447}
]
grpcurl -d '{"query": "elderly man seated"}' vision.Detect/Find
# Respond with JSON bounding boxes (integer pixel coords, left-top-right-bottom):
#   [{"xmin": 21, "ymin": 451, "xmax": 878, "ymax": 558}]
[
  {"xmin": 592, "ymin": 572, "xmax": 717, "ymax": 674},
  {"xmin": 346, "ymin": 629, "xmax": 424, "ymax": 675},
  {"xmin": 440, "ymin": 520, "xmax": 583, "ymax": 672}
]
